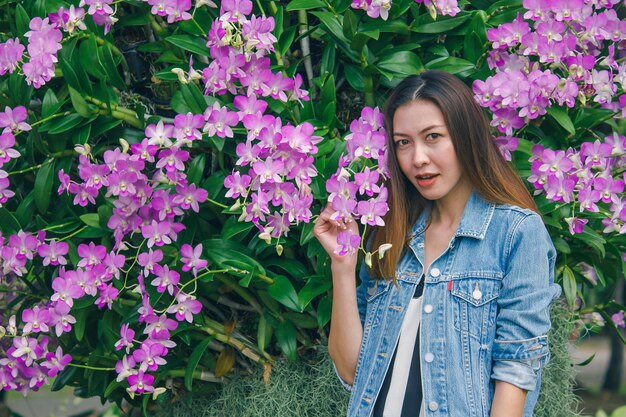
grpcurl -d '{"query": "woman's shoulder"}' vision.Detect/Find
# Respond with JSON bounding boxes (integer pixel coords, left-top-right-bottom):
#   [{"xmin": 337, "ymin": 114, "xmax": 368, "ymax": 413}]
[{"xmin": 490, "ymin": 202, "xmax": 549, "ymax": 238}]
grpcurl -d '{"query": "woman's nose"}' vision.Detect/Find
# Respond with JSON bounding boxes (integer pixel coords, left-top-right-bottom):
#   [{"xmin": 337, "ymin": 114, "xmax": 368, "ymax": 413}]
[{"xmin": 413, "ymin": 143, "xmax": 429, "ymax": 167}]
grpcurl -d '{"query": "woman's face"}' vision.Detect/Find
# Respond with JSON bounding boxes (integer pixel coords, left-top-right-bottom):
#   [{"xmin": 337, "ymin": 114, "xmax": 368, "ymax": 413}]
[{"xmin": 392, "ymin": 100, "xmax": 471, "ymax": 205}]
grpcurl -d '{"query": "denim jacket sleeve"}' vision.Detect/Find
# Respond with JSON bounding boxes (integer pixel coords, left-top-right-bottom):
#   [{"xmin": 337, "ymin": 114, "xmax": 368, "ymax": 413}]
[
  {"xmin": 491, "ymin": 212, "xmax": 561, "ymax": 391},
  {"xmin": 333, "ymin": 261, "xmax": 370, "ymax": 392}
]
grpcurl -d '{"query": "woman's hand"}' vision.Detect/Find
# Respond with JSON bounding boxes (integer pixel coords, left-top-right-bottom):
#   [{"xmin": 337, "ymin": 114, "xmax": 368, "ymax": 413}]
[{"xmin": 313, "ymin": 203, "xmax": 359, "ymax": 270}]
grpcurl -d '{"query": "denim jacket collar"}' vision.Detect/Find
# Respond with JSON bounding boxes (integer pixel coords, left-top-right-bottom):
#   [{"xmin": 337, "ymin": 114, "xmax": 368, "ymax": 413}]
[{"xmin": 410, "ymin": 190, "xmax": 496, "ymax": 240}]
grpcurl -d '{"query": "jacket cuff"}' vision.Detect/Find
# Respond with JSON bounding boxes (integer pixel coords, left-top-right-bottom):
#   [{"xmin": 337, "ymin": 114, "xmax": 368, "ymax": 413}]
[
  {"xmin": 491, "ymin": 359, "xmax": 543, "ymax": 391},
  {"xmin": 492, "ymin": 335, "xmax": 550, "ymax": 391},
  {"xmin": 332, "ymin": 361, "xmax": 354, "ymax": 392}
]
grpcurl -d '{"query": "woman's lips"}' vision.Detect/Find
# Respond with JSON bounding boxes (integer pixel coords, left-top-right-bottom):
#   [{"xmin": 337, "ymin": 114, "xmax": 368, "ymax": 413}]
[{"xmin": 415, "ymin": 174, "xmax": 439, "ymax": 188}]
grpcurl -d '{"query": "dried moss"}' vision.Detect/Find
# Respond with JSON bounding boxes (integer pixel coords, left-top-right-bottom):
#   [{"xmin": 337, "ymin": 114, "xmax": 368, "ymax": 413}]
[
  {"xmin": 158, "ymin": 347, "xmax": 349, "ymax": 417},
  {"xmin": 534, "ymin": 301, "xmax": 583, "ymax": 417}
]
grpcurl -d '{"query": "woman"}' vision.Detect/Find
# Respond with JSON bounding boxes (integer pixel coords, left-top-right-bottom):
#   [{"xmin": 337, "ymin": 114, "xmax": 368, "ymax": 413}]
[{"xmin": 313, "ymin": 70, "xmax": 561, "ymax": 417}]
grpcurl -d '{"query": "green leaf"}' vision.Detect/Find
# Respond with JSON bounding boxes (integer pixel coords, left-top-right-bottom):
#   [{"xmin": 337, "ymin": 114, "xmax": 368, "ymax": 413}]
[
  {"xmin": 311, "ymin": 12, "xmax": 348, "ymax": 45},
  {"xmin": 299, "ymin": 221, "xmax": 316, "ymax": 245},
  {"xmin": 286, "ymin": 0, "xmax": 326, "ymax": 10},
  {"xmin": 350, "ymin": 33, "xmax": 370, "ymax": 53},
  {"xmin": 267, "ymin": 275, "xmax": 301, "ymax": 311},
  {"xmin": 74, "ymin": 309, "xmax": 87, "ymax": 342},
  {"xmin": 17, "ymin": 193, "xmax": 36, "ymax": 227},
  {"xmin": 344, "ymin": 64, "xmax": 365, "ymax": 92},
  {"xmin": 359, "ymin": 20, "xmax": 409, "ymax": 35},
  {"xmin": 79, "ymin": 35, "xmax": 107, "ymax": 80},
  {"xmin": 316, "ymin": 295, "xmax": 332, "ymax": 328},
  {"xmin": 323, "ymin": 102, "xmax": 336, "ymax": 126},
  {"xmin": 0, "ymin": 208, "xmax": 22, "ymax": 234},
  {"xmin": 185, "ymin": 337, "xmax": 212, "ymax": 391},
  {"xmin": 154, "ymin": 67, "xmax": 181, "ymax": 81},
  {"xmin": 412, "ymin": 14, "xmax": 471, "ymax": 34},
  {"xmin": 574, "ymin": 108, "xmax": 615, "ymax": 130},
  {"xmin": 593, "ymin": 263, "xmax": 606, "ymax": 287},
  {"xmin": 279, "ymin": 25, "xmax": 298, "ymax": 56},
  {"xmin": 343, "ymin": 9, "xmax": 357, "ymax": 40},
  {"xmin": 486, "ymin": 0, "xmax": 522, "ymax": 14},
  {"xmin": 263, "ymin": 258, "xmax": 309, "ymax": 279},
  {"xmin": 16, "ymin": 4, "xmax": 30, "ymax": 36},
  {"xmin": 576, "ymin": 352, "xmax": 596, "ymax": 366},
  {"xmin": 257, "ymin": 314, "xmax": 273, "ymax": 352},
  {"xmin": 117, "ymin": 12, "xmax": 151, "ymax": 27},
  {"xmin": 572, "ymin": 227, "xmax": 606, "ymax": 258},
  {"xmin": 552, "ymin": 237, "xmax": 571, "ymax": 255},
  {"xmin": 463, "ymin": 31, "xmax": 483, "ymax": 64},
  {"xmin": 377, "ymin": 51, "xmax": 423, "ymax": 78},
  {"xmin": 220, "ymin": 216, "xmax": 254, "ymax": 241},
  {"xmin": 320, "ymin": 42, "xmax": 337, "ymax": 75},
  {"xmin": 321, "ymin": 74, "xmax": 336, "ymax": 108},
  {"xmin": 51, "ymin": 366, "xmax": 77, "ymax": 392},
  {"xmin": 46, "ymin": 114, "xmax": 84, "ymax": 135},
  {"xmin": 42, "ymin": 89, "xmax": 62, "ymax": 118},
  {"xmin": 34, "ymin": 160, "xmax": 55, "ymax": 214},
  {"xmin": 276, "ymin": 320, "xmax": 297, "ymax": 360},
  {"xmin": 179, "ymin": 82, "xmax": 207, "ymax": 115},
  {"xmin": 547, "ymin": 107, "xmax": 575, "ymax": 135},
  {"xmin": 562, "ymin": 266, "xmax": 577, "ymax": 310},
  {"xmin": 425, "ymin": 57, "xmax": 475, "ymax": 74},
  {"xmin": 80, "ymin": 213, "xmax": 103, "ymax": 229},
  {"xmin": 73, "ymin": 123, "xmax": 92, "ymax": 145},
  {"xmin": 298, "ymin": 275, "xmax": 332, "ymax": 310},
  {"xmin": 166, "ymin": 35, "xmax": 211, "ymax": 56},
  {"xmin": 69, "ymin": 87, "xmax": 92, "ymax": 117},
  {"xmin": 59, "ymin": 57, "xmax": 82, "ymax": 91},
  {"xmin": 203, "ymin": 240, "xmax": 266, "ymax": 275},
  {"xmin": 103, "ymin": 379, "xmax": 124, "ymax": 398},
  {"xmin": 187, "ymin": 154, "xmax": 206, "ymax": 185},
  {"xmin": 100, "ymin": 43, "xmax": 127, "ymax": 90}
]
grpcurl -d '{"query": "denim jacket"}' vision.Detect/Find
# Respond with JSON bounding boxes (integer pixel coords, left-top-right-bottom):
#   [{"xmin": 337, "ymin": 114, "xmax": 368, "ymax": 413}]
[{"xmin": 339, "ymin": 190, "xmax": 561, "ymax": 417}]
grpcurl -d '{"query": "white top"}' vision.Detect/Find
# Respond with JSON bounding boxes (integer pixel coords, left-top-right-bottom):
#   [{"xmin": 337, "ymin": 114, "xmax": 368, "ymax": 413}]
[{"xmin": 382, "ymin": 297, "xmax": 426, "ymax": 417}]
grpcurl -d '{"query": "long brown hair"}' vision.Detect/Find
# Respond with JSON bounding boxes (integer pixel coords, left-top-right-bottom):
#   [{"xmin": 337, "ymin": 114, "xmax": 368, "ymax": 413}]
[{"xmin": 370, "ymin": 70, "xmax": 537, "ymax": 279}]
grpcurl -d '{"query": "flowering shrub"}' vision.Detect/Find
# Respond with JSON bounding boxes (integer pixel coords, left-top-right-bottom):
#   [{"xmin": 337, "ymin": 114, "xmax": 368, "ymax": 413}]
[
  {"xmin": 473, "ymin": 0, "xmax": 626, "ymax": 331},
  {"xmin": 0, "ymin": 0, "xmax": 624, "ymax": 413}
]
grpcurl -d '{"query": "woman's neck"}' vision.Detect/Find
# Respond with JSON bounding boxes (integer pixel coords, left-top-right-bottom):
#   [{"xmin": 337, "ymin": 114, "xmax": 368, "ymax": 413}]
[{"xmin": 430, "ymin": 187, "xmax": 472, "ymax": 230}]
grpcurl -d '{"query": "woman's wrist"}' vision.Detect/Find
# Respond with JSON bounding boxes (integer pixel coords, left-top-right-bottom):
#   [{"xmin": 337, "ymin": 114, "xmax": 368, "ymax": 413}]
[{"xmin": 331, "ymin": 260, "xmax": 357, "ymax": 278}]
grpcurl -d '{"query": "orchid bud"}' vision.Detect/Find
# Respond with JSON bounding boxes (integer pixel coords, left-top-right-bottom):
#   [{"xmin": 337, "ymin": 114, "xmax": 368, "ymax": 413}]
[
  {"xmin": 74, "ymin": 143, "xmax": 91, "ymax": 156},
  {"xmin": 378, "ymin": 243, "xmax": 392, "ymax": 259},
  {"xmin": 119, "ymin": 138, "xmax": 130, "ymax": 153},
  {"xmin": 276, "ymin": 244, "xmax": 283, "ymax": 256},
  {"xmin": 196, "ymin": 0, "xmax": 218, "ymax": 7},
  {"xmin": 171, "ymin": 68, "xmax": 188, "ymax": 84},
  {"xmin": 126, "ymin": 389, "xmax": 135, "ymax": 400},
  {"xmin": 230, "ymin": 199, "xmax": 242, "ymax": 212},
  {"xmin": 152, "ymin": 387, "xmax": 167, "ymax": 400},
  {"xmin": 259, "ymin": 227, "xmax": 274, "ymax": 244},
  {"xmin": 0, "ymin": 326, "xmax": 5, "ymax": 339},
  {"xmin": 365, "ymin": 252, "xmax": 372, "ymax": 268},
  {"xmin": 427, "ymin": 4, "xmax": 438, "ymax": 20}
]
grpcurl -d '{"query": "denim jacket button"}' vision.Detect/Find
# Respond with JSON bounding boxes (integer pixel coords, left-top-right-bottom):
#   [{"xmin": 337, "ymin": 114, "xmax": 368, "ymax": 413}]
[
  {"xmin": 430, "ymin": 267, "xmax": 441, "ymax": 277},
  {"xmin": 424, "ymin": 304, "xmax": 433, "ymax": 314},
  {"xmin": 424, "ymin": 352, "xmax": 434, "ymax": 362},
  {"xmin": 429, "ymin": 401, "xmax": 439, "ymax": 411}
]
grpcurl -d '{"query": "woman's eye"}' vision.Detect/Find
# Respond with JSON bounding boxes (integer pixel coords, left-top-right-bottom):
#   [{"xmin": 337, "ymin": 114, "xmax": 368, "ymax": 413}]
[
  {"xmin": 426, "ymin": 133, "xmax": 440, "ymax": 141},
  {"xmin": 395, "ymin": 139, "xmax": 410, "ymax": 147}
]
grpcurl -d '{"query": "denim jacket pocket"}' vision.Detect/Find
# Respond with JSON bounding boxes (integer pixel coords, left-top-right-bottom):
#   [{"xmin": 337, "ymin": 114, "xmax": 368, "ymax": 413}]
[
  {"xmin": 364, "ymin": 278, "xmax": 391, "ymax": 328},
  {"xmin": 451, "ymin": 273, "xmax": 502, "ymax": 342}
]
